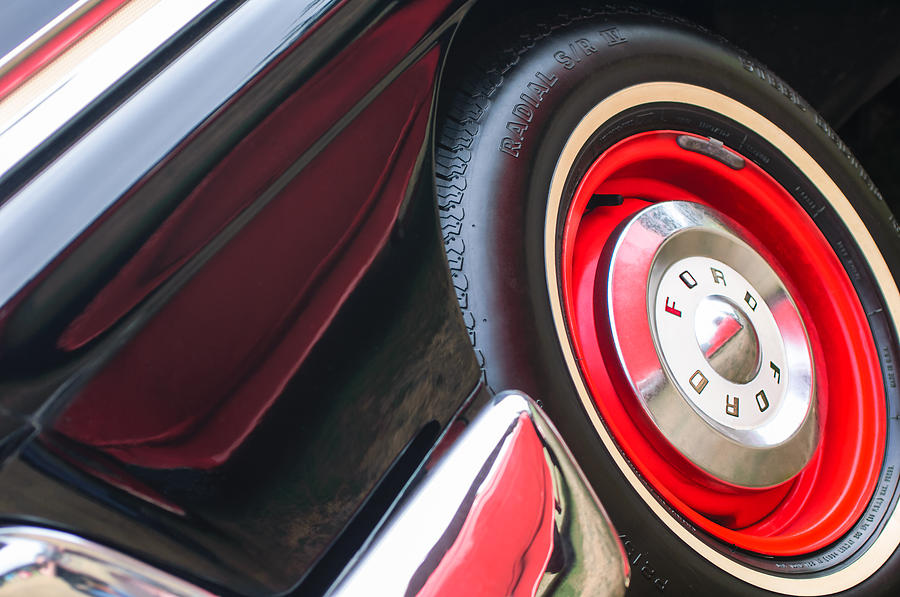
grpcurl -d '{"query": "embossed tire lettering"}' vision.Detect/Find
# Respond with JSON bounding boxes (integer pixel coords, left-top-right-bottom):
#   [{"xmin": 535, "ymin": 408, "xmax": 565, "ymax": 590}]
[{"xmin": 436, "ymin": 8, "xmax": 900, "ymax": 596}]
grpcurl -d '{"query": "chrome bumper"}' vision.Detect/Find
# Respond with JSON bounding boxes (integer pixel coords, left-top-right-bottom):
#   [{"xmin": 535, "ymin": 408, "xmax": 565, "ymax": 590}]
[
  {"xmin": 0, "ymin": 391, "xmax": 629, "ymax": 596},
  {"xmin": 328, "ymin": 391, "xmax": 630, "ymax": 597},
  {"xmin": 0, "ymin": 526, "xmax": 215, "ymax": 596}
]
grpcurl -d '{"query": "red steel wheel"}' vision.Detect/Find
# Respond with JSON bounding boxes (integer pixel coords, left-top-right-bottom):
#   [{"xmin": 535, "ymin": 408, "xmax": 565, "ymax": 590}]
[
  {"xmin": 560, "ymin": 131, "xmax": 885, "ymax": 556},
  {"xmin": 436, "ymin": 8, "xmax": 900, "ymax": 595}
]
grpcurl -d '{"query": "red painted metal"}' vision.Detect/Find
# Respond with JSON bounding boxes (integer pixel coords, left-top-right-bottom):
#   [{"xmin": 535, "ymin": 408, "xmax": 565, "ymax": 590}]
[
  {"xmin": 561, "ymin": 131, "xmax": 885, "ymax": 556},
  {"xmin": 417, "ymin": 414, "xmax": 555, "ymax": 597},
  {"xmin": 0, "ymin": 0, "xmax": 129, "ymax": 101}
]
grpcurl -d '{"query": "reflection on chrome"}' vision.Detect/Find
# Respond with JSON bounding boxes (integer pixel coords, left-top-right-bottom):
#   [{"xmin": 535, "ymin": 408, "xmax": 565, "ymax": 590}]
[
  {"xmin": 0, "ymin": 527, "xmax": 215, "ymax": 596},
  {"xmin": 0, "ymin": 0, "xmax": 217, "ymax": 177},
  {"xmin": 328, "ymin": 391, "xmax": 630, "ymax": 597},
  {"xmin": 607, "ymin": 201, "xmax": 817, "ymax": 488}
]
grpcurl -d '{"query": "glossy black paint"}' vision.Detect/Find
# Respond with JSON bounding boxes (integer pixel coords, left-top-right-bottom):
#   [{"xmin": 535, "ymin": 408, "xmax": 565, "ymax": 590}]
[
  {"xmin": 1, "ymin": 1, "xmax": 898, "ymax": 596},
  {"xmin": 0, "ymin": 0, "xmax": 479, "ymax": 594},
  {"xmin": 0, "ymin": 0, "xmax": 244, "ymax": 203}
]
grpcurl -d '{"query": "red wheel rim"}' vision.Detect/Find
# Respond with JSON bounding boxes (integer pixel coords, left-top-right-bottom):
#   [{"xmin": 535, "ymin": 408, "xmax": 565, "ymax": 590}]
[{"xmin": 560, "ymin": 131, "xmax": 885, "ymax": 556}]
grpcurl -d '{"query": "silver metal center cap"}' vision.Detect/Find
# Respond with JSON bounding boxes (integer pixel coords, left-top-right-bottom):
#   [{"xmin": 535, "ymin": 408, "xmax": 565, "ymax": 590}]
[
  {"xmin": 695, "ymin": 295, "xmax": 761, "ymax": 384},
  {"xmin": 603, "ymin": 201, "xmax": 817, "ymax": 488}
]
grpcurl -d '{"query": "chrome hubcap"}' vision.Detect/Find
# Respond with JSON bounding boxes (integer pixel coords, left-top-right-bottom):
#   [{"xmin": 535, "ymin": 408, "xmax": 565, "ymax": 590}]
[
  {"xmin": 694, "ymin": 294, "xmax": 760, "ymax": 384},
  {"xmin": 604, "ymin": 201, "xmax": 818, "ymax": 488}
]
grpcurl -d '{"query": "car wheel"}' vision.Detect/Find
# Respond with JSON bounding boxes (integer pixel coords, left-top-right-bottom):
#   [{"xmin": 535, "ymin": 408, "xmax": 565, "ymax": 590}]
[{"xmin": 436, "ymin": 8, "xmax": 900, "ymax": 596}]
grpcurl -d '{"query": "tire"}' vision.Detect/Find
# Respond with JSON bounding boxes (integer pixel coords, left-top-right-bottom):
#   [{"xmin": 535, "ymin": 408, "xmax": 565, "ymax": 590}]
[{"xmin": 436, "ymin": 8, "xmax": 900, "ymax": 596}]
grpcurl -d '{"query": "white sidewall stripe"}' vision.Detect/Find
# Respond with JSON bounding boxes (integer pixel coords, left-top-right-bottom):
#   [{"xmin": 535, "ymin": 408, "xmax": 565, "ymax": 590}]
[{"xmin": 544, "ymin": 82, "xmax": 900, "ymax": 595}]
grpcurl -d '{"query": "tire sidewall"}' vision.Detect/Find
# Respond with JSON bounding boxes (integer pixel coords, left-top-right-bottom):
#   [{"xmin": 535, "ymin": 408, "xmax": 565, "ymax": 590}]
[{"xmin": 440, "ymin": 12, "xmax": 900, "ymax": 596}]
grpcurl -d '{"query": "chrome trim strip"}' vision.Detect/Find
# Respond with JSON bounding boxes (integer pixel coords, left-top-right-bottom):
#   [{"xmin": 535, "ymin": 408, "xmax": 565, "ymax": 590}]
[
  {"xmin": 0, "ymin": 526, "xmax": 216, "ymax": 596},
  {"xmin": 0, "ymin": 0, "xmax": 216, "ymax": 177},
  {"xmin": 0, "ymin": 0, "xmax": 332, "ymax": 312},
  {"xmin": 328, "ymin": 391, "xmax": 630, "ymax": 597},
  {"xmin": 0, "ymin": 0, "xmax": 95, "ymax": 73}
]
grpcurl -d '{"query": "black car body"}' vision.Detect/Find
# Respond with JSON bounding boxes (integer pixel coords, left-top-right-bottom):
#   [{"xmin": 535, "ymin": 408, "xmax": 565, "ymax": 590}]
[{"xmin": 0, "ymin": 1, "xmax": 898, "ymax": 595}]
